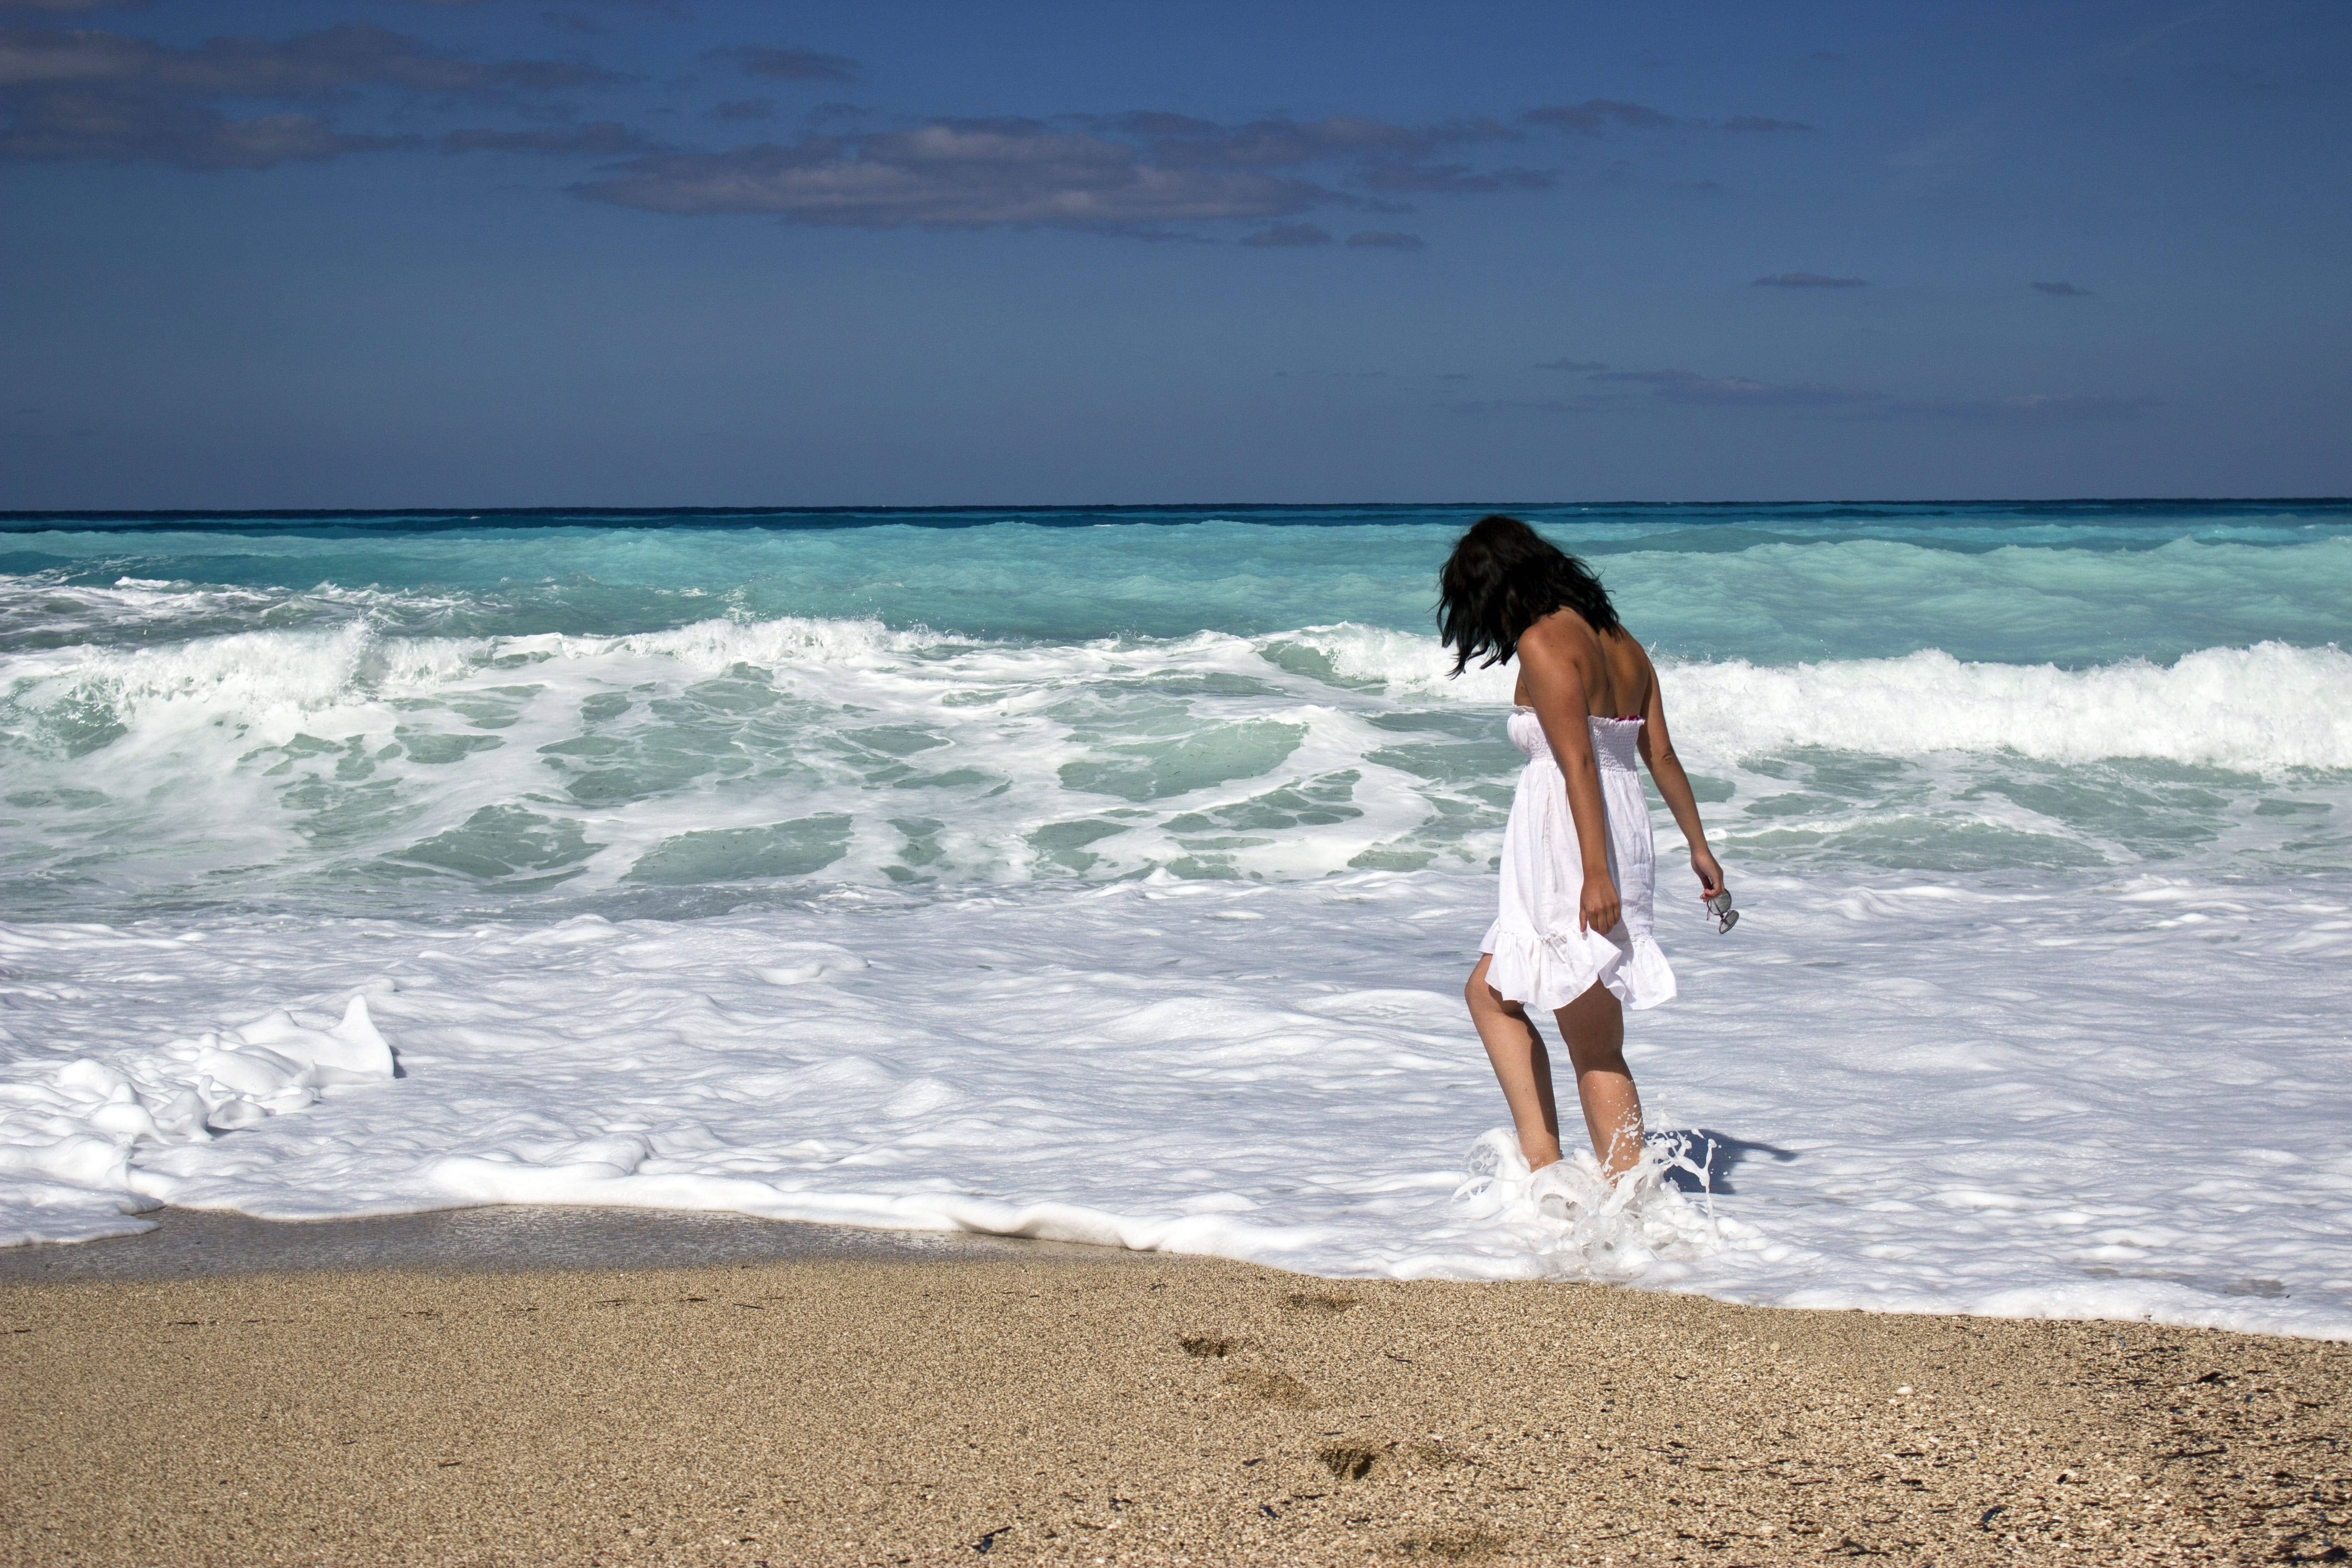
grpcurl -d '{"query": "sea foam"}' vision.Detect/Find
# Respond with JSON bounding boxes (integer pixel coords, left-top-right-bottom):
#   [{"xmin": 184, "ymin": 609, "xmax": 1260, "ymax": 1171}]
[
  {"xmin": 5, "ymin": 614, "xmax": 2345, "ymax": 920},
  {"xmin": 2, "ymin": 867, "xmax": 2348, "ymax": 1338}
]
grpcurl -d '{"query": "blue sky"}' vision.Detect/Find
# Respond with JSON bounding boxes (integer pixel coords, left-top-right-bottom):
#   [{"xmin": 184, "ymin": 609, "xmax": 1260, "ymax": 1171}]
[{"xmin": 2, "ymin": 0, "xmax": 2346, "ymax": 507}]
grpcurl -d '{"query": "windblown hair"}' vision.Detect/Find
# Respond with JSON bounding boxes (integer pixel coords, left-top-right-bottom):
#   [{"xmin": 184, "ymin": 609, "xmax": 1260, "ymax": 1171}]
[{"xmin": 1436, "ymin": 513, "xmax": 1622, "ymax": 676}]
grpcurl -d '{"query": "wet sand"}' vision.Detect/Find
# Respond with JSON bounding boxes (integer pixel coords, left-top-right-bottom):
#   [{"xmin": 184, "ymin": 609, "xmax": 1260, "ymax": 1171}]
[
  {"xmin": 0, "ymin": 1204, "xmax": 1117, "ymax": 1284},
  {"xmin": 5, "ymin": 1233, "xmax": 2347, "ymax": 1566}
]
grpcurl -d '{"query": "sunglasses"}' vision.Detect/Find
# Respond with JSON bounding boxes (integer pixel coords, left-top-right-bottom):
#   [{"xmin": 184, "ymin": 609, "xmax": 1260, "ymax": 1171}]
[{"xmin": 1704, "ymin": 889, "xmax": 1740, "ymax": 934}]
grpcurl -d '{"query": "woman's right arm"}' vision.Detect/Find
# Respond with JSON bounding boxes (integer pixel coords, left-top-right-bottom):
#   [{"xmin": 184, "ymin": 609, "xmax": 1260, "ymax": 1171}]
[{"xmin": 1635, "ymin": 652, "xmax": 1726, "ymax": 899}]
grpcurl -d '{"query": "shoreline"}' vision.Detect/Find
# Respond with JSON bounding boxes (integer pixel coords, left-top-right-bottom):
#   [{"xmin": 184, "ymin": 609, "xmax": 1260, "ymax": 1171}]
[
  {"xmin": 8, "ymin": 1250, "xmax": 2345, "ymax": 1564},
  {"xmin": 0, "ymin": 1204, "xmax": 1134, "ymax": 1286}
]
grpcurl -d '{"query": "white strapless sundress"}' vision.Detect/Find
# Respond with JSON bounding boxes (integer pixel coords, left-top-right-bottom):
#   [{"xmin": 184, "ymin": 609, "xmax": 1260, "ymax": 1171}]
[{"xmin": 1478, "ymin": 707, "xmax": 1677, "ymax": 1012}]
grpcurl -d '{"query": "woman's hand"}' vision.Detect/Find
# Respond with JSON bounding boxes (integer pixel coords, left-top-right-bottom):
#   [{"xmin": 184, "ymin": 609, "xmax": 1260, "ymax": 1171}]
[
  {"xmin": 1579, "ymin": 872, "xmax": 1622, "ymax": 936},
  {"xmin": 1690, "ymin": 847, "xmax": 1725, "ymax": 898}
]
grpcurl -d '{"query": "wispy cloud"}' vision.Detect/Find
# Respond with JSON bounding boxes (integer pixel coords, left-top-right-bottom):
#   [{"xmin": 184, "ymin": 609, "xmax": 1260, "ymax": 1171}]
[
  {"xmin": 1889, "ymin": 393, "xmax": 2156, "ymax": 421},
  {"xmin": 576, "ymin": 122, "xmax": 1329, "ymax": 230},
  {"xmin": 1523, "ymin": 100, "xmax": 1814, "ymax": 136},
  {"xmin": 575, "ymin": 109, "xmax": 1568, "ymax": 235},
  {"xmin": 0, "ymin": 22, "xmax": 1826, "ymax": 241},
  {"xmin": 1093, "ymin": 110, "xmax": 1524, "ymax": 170},
  {"xmin": 1361, "ymin": 162, "xmax": 1551, "ymax": 193},
  {"xmin": 0, "ymin": 22, "xmax": 624, "ymax": 95},
  {"xmin": 1240, "ymin": 221, "xmax": 1332, "ymax": 247},
  {"xmin": 1534, "ymin": 358, "xmax": 1608, "ymax": 371},
  {"xmin": 701, "ymin": 44, "xmax": 859, "ymax": 84},
  {"xmin": 441, "ymin": 121, "xmax": 665, "ymax": 155},
  {"xmin": 1753, "ymin": 272, "xmax": 1868, "ymax": 288},
  {"xmin": 1593, "ymin": 368, "xmax": 1875, "ymax": 406},
  {"xmin": 0, "ymin": 21, "xmax": 627, "ymax": 166},
  {"xmin": 2032, "ymin": 280, "xmax": 2093, "ymax": 297},
  {"xmin": 2115, "ymin": 0, "xmax": 2233, "ymax": 56},
  {"xmin": 1884, "ymin": 114, "xmax": 1995, "ymax": 177},
  {"xmin": 1081, "ymin": 110, "xmax": 1553, "ymax": 201},
  {"xmin": 1524, "ymin": 99, "xmax": 1674, "ymax": 135},
  {"xmin": 1447, "ymin": 398, "xmax": 1604, "ymax": 415}
]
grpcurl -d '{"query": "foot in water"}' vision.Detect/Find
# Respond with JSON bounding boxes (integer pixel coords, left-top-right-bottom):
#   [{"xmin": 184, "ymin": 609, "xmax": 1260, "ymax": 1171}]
[{"xmin": 1455, "ymin": 1125, "xmax": 1765, "ymax": 1279}]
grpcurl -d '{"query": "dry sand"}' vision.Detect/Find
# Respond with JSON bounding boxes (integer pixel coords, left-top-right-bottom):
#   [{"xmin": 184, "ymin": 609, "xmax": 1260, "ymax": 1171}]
[{"xmin": 5, "ymin": 1251, "xmax": 2348, "ymax": 1566}]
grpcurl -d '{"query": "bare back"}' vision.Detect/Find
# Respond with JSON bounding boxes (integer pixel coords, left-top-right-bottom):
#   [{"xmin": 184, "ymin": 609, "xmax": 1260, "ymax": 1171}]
[{"xmin": 1511, "ymin": 612, "xmax": 1652, "ymax": 718}]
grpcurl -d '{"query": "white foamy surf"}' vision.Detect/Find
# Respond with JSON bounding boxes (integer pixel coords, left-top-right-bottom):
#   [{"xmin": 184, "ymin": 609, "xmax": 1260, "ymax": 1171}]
[{"xmin": 4, "ymin": 865, "xmax": 2348, "ymax": 1338}]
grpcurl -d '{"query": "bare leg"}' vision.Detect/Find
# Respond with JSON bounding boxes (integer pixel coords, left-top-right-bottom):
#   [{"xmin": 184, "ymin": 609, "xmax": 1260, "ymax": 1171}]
[
  {"xmin": 1465, "ymin": 954, "xmax": 1564, "ymax": 1171},
  {"xmin": 1555, "ymin": 980, "xmax": 1644, "ymax": 1177}
]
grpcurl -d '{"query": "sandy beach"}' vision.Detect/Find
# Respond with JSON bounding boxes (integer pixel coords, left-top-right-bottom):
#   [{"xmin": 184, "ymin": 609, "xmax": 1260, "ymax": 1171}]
[{"xmin": 7, "ymin": 1242, "xmax": 2346, "ymax": 1566}]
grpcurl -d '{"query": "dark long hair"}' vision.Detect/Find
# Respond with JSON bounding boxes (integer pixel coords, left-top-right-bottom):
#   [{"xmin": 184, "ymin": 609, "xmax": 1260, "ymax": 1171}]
[{"xmin": 1436, "ymin": 513, "xmax": 1622, "ymax": 676}]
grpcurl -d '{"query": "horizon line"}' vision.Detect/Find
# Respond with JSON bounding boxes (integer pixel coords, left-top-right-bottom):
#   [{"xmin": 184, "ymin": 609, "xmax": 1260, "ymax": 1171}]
[{"xmin": 5, "ymin": 494, "xmax": 2348, "ymax": 527}]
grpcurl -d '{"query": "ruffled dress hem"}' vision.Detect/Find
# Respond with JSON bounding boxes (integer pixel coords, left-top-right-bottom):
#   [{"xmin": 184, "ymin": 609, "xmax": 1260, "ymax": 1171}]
[{"xmin": 1479, "ymin": 919, "xmax": 1678, "ymax": 1013}]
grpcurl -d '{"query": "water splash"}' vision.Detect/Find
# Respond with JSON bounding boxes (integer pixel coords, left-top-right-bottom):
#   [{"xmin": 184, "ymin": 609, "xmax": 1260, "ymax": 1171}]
[{"xmin": 1452, "ymin": 1127, "xmax": 1766, "ymax": 1281}]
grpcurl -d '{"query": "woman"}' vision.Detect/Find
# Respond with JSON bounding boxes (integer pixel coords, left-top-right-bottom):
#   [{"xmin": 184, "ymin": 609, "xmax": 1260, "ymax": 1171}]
[{"xmin": 1439, "ymin": 514, "xmax": 1727, "ymax": 1183}]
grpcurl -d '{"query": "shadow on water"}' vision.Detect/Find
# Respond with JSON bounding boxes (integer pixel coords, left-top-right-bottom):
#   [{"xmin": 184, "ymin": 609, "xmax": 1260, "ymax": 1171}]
[{"xmin": 1655, "ymin": 1129, "xmax": 1800, "ymax": 1196}]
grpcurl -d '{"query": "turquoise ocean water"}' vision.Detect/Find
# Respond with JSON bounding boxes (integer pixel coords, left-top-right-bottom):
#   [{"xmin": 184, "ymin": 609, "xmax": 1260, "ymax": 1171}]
[{"xmin": 4, "ymin": 500, "xmax": 2346, "ymax": 923}]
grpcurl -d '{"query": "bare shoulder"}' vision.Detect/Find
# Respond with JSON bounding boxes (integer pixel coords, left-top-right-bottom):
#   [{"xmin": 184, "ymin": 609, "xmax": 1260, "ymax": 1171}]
[
  {"xmin": 1518, "ymin": 608, "xmax": 1602, "ymax": 666},
  {"xmin": 1588, "ymin": 623, "xmax": 1654, "ymax": 715},
  {"xmin": 1617, "ymin": 626, "xmax": 1658, "ymax": 676}
]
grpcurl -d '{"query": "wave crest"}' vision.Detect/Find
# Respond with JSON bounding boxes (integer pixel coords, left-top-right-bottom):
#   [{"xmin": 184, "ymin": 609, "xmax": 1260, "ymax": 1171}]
[
  {"xmin": 1666, "ymin": 642, "xmax": 2352, "ymax": 771},
  {"xmin": 0, "ymin": 615, "xmax": 2343, "ymax": 916}
]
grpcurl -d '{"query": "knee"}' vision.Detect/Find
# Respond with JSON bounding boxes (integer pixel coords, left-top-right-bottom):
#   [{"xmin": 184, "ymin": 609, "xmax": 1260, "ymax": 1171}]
[
  {"xmin": 1464, "ymin": 973, "xmax": 1522, "ymax": 1019},
  {"xmin": 1565, "ymin": 1038, "xmax": 1631, "ymax": 1077}
]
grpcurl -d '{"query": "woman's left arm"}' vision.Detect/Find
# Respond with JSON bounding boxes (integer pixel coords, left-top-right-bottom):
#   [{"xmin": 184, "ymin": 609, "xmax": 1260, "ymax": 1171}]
[{"xmin": 1634, "ymin": 649, "xmax": 1725, "ymax": 898}]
